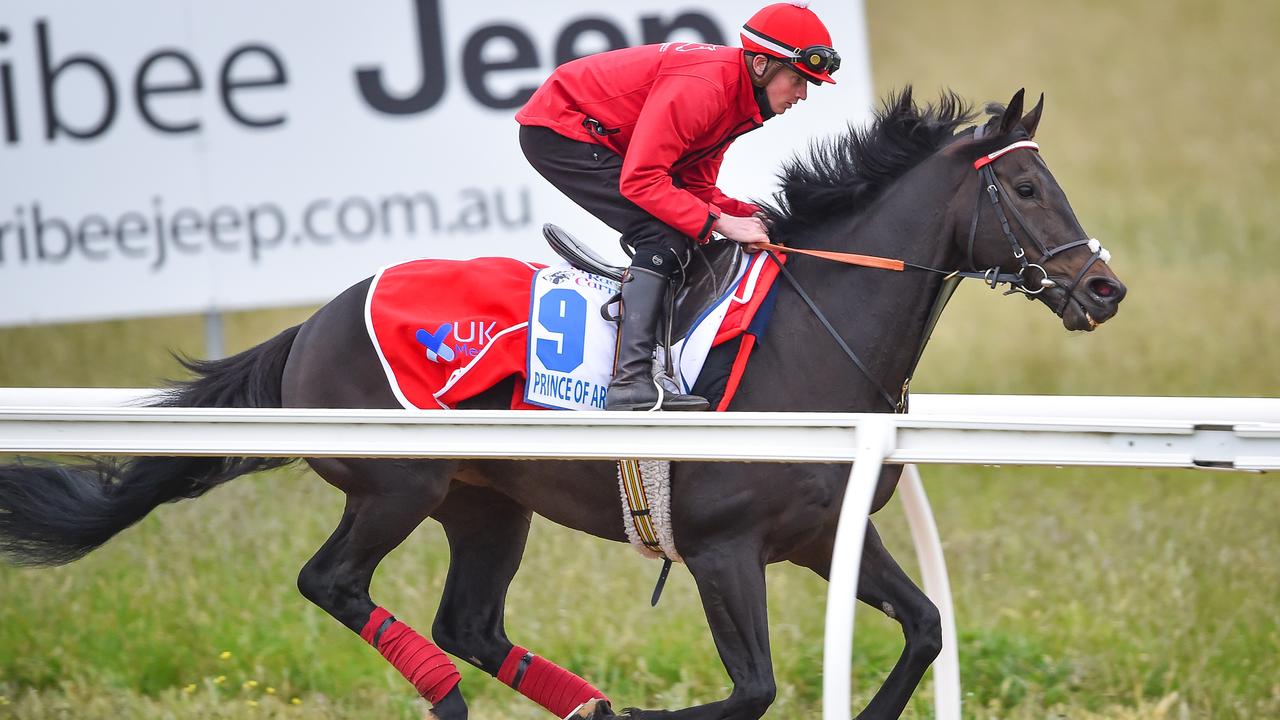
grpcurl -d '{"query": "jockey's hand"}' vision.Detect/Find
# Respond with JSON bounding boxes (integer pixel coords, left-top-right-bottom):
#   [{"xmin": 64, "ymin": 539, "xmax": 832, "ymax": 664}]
[
  {"xmin": 713, "ymin": 214, "xmax": 770, "ymax": 253},
  {"xmin": 753, "ymin": 211, "xmax": 777, "ymax": 237}
]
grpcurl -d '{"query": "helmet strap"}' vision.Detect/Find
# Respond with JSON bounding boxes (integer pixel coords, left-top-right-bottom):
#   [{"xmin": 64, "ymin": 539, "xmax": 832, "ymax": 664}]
[{"xmin": 752, "ymin": 84, "xmax": 776, "ymax": 121}]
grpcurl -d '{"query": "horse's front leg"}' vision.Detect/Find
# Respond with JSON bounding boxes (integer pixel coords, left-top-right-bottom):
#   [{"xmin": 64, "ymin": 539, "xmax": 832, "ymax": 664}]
[
  {"xmin": 619, "ymin": 544, "xmax": 775, "ymax": 720},
  {"xmin": 789, "ymin": 517, "xmax": 942, "ymax": 720},
  {"xmin": 852, "ymin": 520, "xmax": 942, "ymax": 719}
]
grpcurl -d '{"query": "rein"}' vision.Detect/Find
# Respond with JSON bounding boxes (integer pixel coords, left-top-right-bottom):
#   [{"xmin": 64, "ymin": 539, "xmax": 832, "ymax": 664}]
[
  {"xmin": 758, "ymin": 242, "xmax": 1025, "ymax": 287},
  {"xmin": 764, "ymin": 250, "xmax": 903, "ymax": 411},
  {"xmin": 756, "ymin": 243, "xmax": 905, "ymax": 271},
  {"xmin": 761, "ymin": 135, "xmax": 1111, "ymax": 411},
  {"xmin": 764, "ymin": 136, "xmax": 1111, "ymax": 295}
]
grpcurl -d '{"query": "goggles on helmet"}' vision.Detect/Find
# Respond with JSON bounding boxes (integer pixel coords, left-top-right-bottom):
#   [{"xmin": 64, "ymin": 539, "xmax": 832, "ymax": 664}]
[
  {"xmin": 741, "ymin": 23, "xmax": 841, "ymax": 79},
  {"xmin": 796, "ymin": 45, "xmax": 840, "ymax": 75}
]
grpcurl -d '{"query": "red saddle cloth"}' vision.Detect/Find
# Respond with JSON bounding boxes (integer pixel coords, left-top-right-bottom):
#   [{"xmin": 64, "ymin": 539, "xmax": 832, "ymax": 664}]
[
  {"xmin": 365, "ymin": 255, "xmax": 781, "ymax": 410},
  {"xmin": 365, "ymin": 257, "xmax": 544, "ymax": 410}
]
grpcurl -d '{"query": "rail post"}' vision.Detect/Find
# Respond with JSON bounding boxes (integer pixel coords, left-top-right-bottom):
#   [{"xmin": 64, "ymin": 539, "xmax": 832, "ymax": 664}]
[
  {"xmin": 823, "ymin": 416, "xmax": 896, "ymax": 719},
  {"xmin": 900, "ymin": 464, "xmax": 961, "ymax": 720}
]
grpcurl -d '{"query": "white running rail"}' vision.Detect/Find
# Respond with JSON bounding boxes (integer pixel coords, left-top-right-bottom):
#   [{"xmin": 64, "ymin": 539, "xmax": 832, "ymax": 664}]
[{"xmin": 0, "ymin": 388, "xmax": 1277, "ymax": 720}]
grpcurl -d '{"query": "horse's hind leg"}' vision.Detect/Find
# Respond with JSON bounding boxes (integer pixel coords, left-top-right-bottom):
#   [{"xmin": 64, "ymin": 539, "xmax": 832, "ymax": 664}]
[
  {"xmin": 297, "ymin": 457, "xmax": 469, "ymax": 719},
  {"xmin": 618, "ymin": 543, "xmax": 776, "ymax": 720},
  {"xmin": 430, "ymin": 480, "xmax": 610, "ymax": 718}
]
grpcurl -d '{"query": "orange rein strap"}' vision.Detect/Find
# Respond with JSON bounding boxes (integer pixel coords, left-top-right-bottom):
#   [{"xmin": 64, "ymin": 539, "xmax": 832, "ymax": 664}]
[{"xmin": 755, "ymin": 243, "xmax": 905, "ymax": 271}]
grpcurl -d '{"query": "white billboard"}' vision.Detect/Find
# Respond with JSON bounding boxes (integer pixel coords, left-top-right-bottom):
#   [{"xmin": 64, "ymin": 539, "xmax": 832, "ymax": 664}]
[{"xmin": 0, "ymin": 1, "xmax": 872, "ymax": 326}]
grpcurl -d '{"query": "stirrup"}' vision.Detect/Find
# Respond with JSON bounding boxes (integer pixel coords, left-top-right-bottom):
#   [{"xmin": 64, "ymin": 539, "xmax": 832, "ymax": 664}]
[
  {"xmin": 654, "ymin": 371, "xmax": 709, "ymax": 411},
  {"xmin": 605, "ymin": 376, "xmax": 708, "ymax": 412}
]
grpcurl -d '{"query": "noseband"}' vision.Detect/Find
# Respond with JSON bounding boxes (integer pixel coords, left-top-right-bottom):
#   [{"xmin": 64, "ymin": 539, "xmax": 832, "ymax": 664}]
[{"xmin": 967, "ymin": 127, "xmax": 1112, "ymax": 314}]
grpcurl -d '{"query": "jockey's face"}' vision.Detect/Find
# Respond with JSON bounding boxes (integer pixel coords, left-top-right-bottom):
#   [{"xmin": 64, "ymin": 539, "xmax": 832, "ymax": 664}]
[{"xmin": 755, "ymin": 56, "xmax": 810, "ymax": 115}]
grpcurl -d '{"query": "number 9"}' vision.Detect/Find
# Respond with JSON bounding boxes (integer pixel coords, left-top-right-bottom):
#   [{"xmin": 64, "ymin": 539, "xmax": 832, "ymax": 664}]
[{"xmin": 536, "ymin": 288, "xmax": 587, "ymax": 373}]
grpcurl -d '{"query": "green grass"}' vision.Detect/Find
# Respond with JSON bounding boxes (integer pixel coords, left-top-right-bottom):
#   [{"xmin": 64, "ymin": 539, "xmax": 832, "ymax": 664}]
[
  {"xmin": 2, "ymin": 0, "xmax": 1279, "ymax": 717},
  {"xmin": 1, "ymin": 468, "xmax": 1275, "ymax": 718}
]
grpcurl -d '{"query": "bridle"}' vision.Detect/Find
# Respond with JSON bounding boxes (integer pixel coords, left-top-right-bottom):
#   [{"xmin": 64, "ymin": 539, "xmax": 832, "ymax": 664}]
[
  {"xmin": 757, "ymin": 129, "xmax": 1115, "ymax": 412},
  {"xmin": 966, "ymin": 126, "xmax": 1112, "ymax": 314},
  {"xmin": 764, "ymin": 133, "xmax": 1114, "ymax": 308}
]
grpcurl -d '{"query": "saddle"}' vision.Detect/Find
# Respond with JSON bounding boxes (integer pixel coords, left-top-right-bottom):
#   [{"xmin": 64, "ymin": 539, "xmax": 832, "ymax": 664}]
[{"xmin": 542, "ymin": 223, "xmax": 745, "ymax": 346}]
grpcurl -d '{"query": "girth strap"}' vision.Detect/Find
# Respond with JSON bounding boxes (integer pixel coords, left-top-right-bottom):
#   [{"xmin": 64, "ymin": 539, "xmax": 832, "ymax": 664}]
[{"xmin": 618, "ymin": 459, "xmax": 665, "ymax": 556}]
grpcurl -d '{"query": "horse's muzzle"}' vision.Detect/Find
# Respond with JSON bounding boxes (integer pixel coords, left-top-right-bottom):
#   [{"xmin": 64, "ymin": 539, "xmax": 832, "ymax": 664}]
[{"xmin": 1047, "ymin": 275, "xmax": 1127, "ymax": 331}]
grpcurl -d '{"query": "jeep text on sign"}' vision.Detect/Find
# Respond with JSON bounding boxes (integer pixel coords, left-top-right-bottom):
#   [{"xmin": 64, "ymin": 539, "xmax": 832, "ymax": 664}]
[{"xmin": 0, "ymin": 0, "xmax": 871, "ymax": 326}]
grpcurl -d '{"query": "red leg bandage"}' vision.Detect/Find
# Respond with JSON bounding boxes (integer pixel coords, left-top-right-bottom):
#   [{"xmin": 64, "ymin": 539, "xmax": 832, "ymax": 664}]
[
  {"xmin": 360, "ymin": 607, "xmax": 461, "ymax": 705},
  {"xmin": 498, "ymin": 645, "xmax": 607, "ymax": 718}
]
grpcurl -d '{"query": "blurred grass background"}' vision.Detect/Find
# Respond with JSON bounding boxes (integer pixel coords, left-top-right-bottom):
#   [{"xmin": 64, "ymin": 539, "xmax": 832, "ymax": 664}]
[{"xmin": 1, "ymin": 0, "xmax": 1278, "ymax": 718}]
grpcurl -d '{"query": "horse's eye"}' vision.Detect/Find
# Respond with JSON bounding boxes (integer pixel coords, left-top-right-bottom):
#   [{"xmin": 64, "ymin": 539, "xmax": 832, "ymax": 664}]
[{"xmin": 1016, "ymin": 183, "xmax": 1035, "ymax": 199}]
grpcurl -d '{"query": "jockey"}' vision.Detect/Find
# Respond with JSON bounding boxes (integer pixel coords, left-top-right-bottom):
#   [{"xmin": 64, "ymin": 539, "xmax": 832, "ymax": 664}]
[{"xmin": 517, "ymin": 1, "xmax": 839, "ymax": 411}]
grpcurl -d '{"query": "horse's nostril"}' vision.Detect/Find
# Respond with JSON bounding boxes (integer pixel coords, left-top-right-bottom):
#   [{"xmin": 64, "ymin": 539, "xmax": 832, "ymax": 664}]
[{"xmin": 1088, "ymin": 277, "xmax": 1125, "ymax": 302}]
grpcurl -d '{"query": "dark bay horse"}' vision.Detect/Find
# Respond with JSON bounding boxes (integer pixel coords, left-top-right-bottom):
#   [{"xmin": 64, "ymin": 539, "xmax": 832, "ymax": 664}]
[{"xmin": 0, "ymin": 89, "xmax": 1126, "ymax": 719}]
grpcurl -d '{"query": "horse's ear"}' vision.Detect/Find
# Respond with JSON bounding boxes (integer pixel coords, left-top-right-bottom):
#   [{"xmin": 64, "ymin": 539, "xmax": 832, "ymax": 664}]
[
  {"xmin": 997, "ymin": 89, "xmax": 1025, "ymax": 136},
  {"xmin": 1020, "ymin": 93, "xmax": 1044, "ymax": 139}
]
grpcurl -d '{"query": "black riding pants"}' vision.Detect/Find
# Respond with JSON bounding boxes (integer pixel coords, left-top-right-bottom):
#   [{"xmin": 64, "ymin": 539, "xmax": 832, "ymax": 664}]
[{"xmin": 519, "ymin": 124, "xmax": 690, "ymax": 276}]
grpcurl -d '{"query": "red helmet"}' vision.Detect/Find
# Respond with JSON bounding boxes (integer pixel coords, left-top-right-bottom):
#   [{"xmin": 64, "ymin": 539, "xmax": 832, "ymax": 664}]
[{"xmin": 740, "ymin": 2, "xmax": 840, "ymax": 85}]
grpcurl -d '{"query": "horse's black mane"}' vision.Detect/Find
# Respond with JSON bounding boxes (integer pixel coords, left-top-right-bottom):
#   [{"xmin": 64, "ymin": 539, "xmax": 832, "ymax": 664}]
[{"xmin": 763, "ymin": 87, "xmax": 979, "ymax": 238}]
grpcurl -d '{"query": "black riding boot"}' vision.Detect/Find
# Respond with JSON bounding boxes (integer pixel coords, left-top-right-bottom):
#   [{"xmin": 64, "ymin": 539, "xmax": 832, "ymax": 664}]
[{"xmin": 605, "ymin": 266, "xmax": 710, "ymax": 411}]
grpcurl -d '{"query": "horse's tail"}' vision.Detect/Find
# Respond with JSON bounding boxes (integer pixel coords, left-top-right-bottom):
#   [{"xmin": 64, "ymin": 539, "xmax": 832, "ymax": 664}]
[{"xmin": 0, "ymin": 325, "xmax": 302, "ymax": 567}]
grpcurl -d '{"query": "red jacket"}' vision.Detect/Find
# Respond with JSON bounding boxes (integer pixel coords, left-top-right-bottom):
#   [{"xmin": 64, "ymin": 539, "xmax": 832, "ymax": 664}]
[{"xmin": 516, "ymin": 43, "xmax": 765, "ymax": 243}]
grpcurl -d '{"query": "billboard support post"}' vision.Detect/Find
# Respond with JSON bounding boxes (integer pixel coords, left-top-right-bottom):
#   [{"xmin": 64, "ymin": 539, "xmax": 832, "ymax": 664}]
[{"xmin": 204, "ymin": 311, "xmax": 225, "ymax": 360}]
